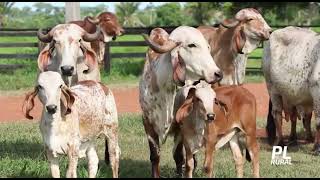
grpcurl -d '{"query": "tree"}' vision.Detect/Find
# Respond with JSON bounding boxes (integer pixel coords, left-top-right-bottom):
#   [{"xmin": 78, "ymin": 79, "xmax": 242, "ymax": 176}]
[
  {"xmin": 0, "ymin": 2, "xmax": 14, "ymax": 28},
  {"xmin": 81, "ymin": 3, "xmax": 108, "ymax": 18},
  {"xmin": 184, "ymin": 2, "xmax": 223, "ymax": 25},
  {"xmin": 116, "ymin": 2, "xmax": 145, "ymax": 27},
  {"xmin": 154, "ymin": 3, "xmax": 187, "ymax": 26}
]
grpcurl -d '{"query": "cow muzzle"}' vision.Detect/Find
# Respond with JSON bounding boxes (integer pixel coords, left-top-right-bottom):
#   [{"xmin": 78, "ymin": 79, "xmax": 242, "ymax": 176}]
[
  {"xmin": 210, "ymin": 70, "xmax": 223, "ymax": 84},
  {"xmin": 207, "ymin": 113, "xmax": 216, "ymax": 122},
  {"xmin": 61, "ymin": 66, "xmax": 74, "ymax": 76},
  {"xmin": 46, "ymin": 104, "xmax": 57, "ymax": 114}
]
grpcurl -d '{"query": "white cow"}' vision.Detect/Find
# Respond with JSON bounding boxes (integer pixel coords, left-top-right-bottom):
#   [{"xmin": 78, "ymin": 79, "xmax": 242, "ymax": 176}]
[
  {"xmin": 37, "ymin": 24, "xmax": 101, "ymax": 86},
  {"xmin": 262, "ymin": 26, "xmax": 318, "ymax": 149},
  {"xmin": 23, "ymin": 71, "xmax": 120, "ymax": 178},
  {"xmin": 139, "ymin": 26, "xmax": 222, "ymax": 177}
]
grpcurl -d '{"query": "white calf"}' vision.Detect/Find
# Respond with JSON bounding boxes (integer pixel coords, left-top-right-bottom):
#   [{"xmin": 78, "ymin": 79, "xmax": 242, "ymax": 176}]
[{"xmin": 23, "ymin": 71, "xmax": 120, "ymax": 178}]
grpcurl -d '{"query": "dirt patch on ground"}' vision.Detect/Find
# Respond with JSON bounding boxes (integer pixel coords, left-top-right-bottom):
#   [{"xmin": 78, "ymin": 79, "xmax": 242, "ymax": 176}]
[{"xmin": 0, "ymin": 83, "xmax": 270, "ymax": 136}]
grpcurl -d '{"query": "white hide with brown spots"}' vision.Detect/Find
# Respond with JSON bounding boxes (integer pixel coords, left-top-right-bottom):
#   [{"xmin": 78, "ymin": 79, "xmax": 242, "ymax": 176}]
[
  {"xmin": 262, "ymin": 26, "xmax": 320, "ymax": 146},
  {"xmin": 139, "ymin": 26, "xmax": 221, "ymax": 144},
  {"xmin": 34, "ymin": 71, "xmax": 119, "ymax": 178}
]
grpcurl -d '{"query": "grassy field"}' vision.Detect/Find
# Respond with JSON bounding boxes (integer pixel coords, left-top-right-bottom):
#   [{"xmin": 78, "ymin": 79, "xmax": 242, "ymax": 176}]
[
  {"xmin": 0, "ymin": 35, "xmax": 265, "ymax": 91},
  {"xmin": 0, "ymin": 114, "xmax": 320, "ymax": 178}
]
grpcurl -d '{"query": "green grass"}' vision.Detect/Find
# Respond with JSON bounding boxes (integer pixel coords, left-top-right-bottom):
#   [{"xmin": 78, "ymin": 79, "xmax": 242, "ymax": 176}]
[
  {"xmin": 0, "ymin": 35, "xmax": 266, "ymax": 91},
  {"xmin": 0, "ymin": 114, "xmax": 320, "ymax": 178}
]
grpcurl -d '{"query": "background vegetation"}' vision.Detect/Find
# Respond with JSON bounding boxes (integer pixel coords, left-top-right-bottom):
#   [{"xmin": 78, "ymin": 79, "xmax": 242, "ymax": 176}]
[{"xmin": 1, "ymin": 2, "xmax": 320, "ymax": 28}]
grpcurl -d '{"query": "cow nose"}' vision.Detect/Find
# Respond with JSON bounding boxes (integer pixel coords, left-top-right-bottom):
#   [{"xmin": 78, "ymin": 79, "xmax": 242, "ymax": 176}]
[
  {"xmin": 214, "ymin": 71, "xmax": 223, "ymax": 82},
  {"xmin": 46, "ymin": 105, "xmax": 57, "ymax": 114},
  {"xmin": 119, "ymin": 28, "xmax": 125, "ymax": 35},
  {"xmin": 207, "ymin": 113, "xmax": 215, "ymax": 121},
  {"xmin": 61, "ymin": 66, "xmax": 74, "ymax": 76},
  {"xmin": 269, "ymin": 29, "xmax": 273, "ymax": 34}
]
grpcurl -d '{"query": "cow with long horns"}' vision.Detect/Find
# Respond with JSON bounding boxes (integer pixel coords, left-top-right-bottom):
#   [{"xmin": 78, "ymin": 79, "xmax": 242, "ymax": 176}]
[
  {"xmin": 139, "ymin": 26, "xmax": 223, "ymax": 177},
  {"xmin": 198, "ymin": 8, "xmax": 272, "ymax": 85},
  {"xmin": 37, "ymin": 23, "xmax": 101, "ymax": 86}
]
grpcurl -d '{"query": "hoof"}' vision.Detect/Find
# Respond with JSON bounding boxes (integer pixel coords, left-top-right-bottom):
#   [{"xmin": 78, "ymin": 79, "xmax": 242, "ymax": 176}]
[
  {"xmin": 275, "ymin": 139, "xmax": 286, "ymax": 147},
  {"xmin": 288, "ymin": 138, "xmax": 298, "ymax": 146},
  {"xmin": 176, "ymin": 168, "xmax": 183, "ymax": 178},
  {"xmin": 306, "ymin": 136, "xmax": 314, "ymax": 143},
  {"xmin": 313, "ymin": 144, "xmax": 320, "ymax": 155}
]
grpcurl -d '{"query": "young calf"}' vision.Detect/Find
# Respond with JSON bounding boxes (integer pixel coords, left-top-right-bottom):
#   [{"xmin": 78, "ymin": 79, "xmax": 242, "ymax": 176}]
[
  {"xmin": 175, "ymin": 83, "xmax": 259, "ymax": 178},
  {"xmin": 23, "ymin": 71, "xmax": 120, "ymax": 178}
]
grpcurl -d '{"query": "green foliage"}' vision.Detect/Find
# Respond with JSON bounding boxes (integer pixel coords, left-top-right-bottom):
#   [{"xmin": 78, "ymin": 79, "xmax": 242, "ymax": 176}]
[
  {"xmin": 154, "ymin": 3, "xmax": 188, "ymax": 26},
  {"xmin": 184, "ymin": 2, "xmax": 223, "ymax": 25},
  {"xmin": 115, "ymin": 2, "xmax": 145, "ymax": 27}
]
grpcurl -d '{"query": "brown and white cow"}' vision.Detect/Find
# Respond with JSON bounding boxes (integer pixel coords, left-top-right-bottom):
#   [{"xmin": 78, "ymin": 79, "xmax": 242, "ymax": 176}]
[
  {"xmin": 23, "ymin": 71, "xmax": 120, "ymax": 178},
  {"xmin": 175, "ymin": 83, "xmax": 259, "ymax": 178},
  {"xmin": 198, "ymin": 8, "xmax": 272, "ymax": 85},
  {"xmin": 69, "ymin": 12, "xmax": 124, "ymax": 66},
  {"xmin": 37, "ymin": 23, "xmax": 101, "ymax": 86},
  {"xmin": 139, "ymin": 26, "xmax": 222, "ymax": 177}
]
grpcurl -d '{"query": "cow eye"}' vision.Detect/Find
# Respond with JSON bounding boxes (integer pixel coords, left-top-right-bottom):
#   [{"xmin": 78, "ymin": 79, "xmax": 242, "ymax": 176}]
[
  {"xmin": 79, "ymin": 39, "xmax": 81, "ymax": 42},
  {"xmin": 188, "ymin": 43, "xmax": 197, "ymax": 48},
  {"xmin": 37, "ymin": 85, "xmax": 43, "ymax": 90},
  {"xmin": 248, "ymin": 18, "xmax": 254, "ymax": 21}
]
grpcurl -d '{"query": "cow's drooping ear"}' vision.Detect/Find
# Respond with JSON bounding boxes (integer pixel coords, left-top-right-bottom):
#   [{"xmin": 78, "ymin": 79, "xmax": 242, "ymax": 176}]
[
  {"xmin": 22, "ymin": 87, "xmax": 39, "ymax": 120},
  {"xmin": 61, "ymin": 85, "xmax": 76, "ymax": 115},
  {"xmin": 175, "ymin": 88, "xmax": 196, "ymax": 123},
  {"xmin": 233, "ymin": 26, "xmax": 246, "ymax": 54},
  {"xmin": 37, "ymin": 43, "xmax": 54, "ymax": 72},
  {"xmin": 221, "ymin": 18, "xmax": 240, "ymax": 28},
  {"xmin": 80, "ymin": 42, "xmax": 98, "ymax": 74},
  {"xmin": 171, "ymin": 48, "xmax": 186, "ymax": 86}
]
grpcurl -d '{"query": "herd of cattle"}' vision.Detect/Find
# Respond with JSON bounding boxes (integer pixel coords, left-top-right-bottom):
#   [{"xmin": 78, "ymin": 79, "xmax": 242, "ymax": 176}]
[{"xmin": 19, "ymin": 7, "xmax": 319, "ymax": 178}]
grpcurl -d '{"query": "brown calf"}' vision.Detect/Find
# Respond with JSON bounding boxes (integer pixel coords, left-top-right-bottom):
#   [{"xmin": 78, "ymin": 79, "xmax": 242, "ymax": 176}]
[{"xmin": 175, "ymin": 84, "xmax": 259, "ymax": 178}]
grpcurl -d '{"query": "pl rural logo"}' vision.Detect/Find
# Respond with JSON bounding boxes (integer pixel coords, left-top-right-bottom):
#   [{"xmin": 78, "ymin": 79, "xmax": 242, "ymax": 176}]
[{"xmin": 271, "ymin": 146, "xmax": 292, "ymax": 165}]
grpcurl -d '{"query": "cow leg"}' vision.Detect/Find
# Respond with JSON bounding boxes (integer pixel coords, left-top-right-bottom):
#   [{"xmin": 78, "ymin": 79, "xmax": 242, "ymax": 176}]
[
  {"xmin": 229, "ymin": 136, "xmax": 244, "ymax": 178},
  {"xmin": 266, "ymin": 99, "xmax": 277, "ymax": 145},
  {"xmin": 184, "ymin": 146, "xmax": 194, "ymax": 178},
  {"xmin": 46, "ymin": 149, "xmax": 60, "ymax": 178},
  {"xmin": 203, "ymin": 141, "xmax": 215, "ymax": 178},
  {"xmin": 66, "ymin": 145, "xmax": 79, "ymax": 178},
  {"xmin": 245, "ymin": 135, "xmax": 260, "ymax": 178},
  {"xmin": 86, "ymin": 146, "xmax": 99, "ymax": 178},
  {"xmin": 303, "ymin": 112, "xmax": 314, "ymax": 142},
  {"xmin": 270, "ymin": 95, "xmax": 285, "ymax": 146},
  {"xmin": 143, "ymin": 117, "xmax": 160, "ymax": 178},
  {"xmin": 103, "ymin": 124, "xmax": 120, "ymax": 178},
  {"xmin": 289, "ymin": 108, "xmax": 298, "ymax": 146},
  {"xmin": 193, "ymin": 154, "xmax": 198, "ymax": 173},
  {"xmin": 173, "ymin": 133, "xmax": 184, "ymax": 177}
]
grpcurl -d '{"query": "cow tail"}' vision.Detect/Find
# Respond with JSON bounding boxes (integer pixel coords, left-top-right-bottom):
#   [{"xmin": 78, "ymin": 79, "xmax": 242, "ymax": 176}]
[
  {"xmin": 105, "ymin": 139, "xmax": 110, "ymax": 166},
  {"xmin": 266, "ymin": 99, "xmax": 276, "ymax": 145},
  {"xmin": 245, "ymin": 148, "xmax": 251, "ymax": 162}
]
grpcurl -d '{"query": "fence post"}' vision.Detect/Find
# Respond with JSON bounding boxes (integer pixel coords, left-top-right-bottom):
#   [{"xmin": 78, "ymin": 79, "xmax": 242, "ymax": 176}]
[{"xmin": 104, "ymin": 42, "xmax": 111, "ymax": 73}]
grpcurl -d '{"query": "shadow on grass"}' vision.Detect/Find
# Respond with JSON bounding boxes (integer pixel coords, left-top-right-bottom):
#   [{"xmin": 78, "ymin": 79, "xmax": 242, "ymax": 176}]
[
  {"xmin": 0, "ymin": 139, "xmax": 45, "ymax": 160},
  {"xmin": 96, "ymin": 158, "xmax": 184, "ymax": 178}
]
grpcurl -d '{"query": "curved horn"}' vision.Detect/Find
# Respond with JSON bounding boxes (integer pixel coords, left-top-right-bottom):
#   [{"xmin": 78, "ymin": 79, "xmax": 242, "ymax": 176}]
[
  {"xmin": 87, "ymin": 16, "xmax": 100, "ymax": 25},
  {"xmin": 221, "ymin": 18, "xmax": 240, "ymax": 28},
  {"xmin": 82, "ymin": 27, "xmax": 102, "ymax": 42},
  {"xmin": 142, "ymin": 33, "xmax": 180, "ymax": 54},
  {"xmin": 37, "ymin": 28, "xmax": 53, "ymax": 43}
]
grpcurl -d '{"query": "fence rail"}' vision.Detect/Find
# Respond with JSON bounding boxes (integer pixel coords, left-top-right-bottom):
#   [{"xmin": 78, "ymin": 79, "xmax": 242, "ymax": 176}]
[{"xmin": 1, "ymin": 25, "xmax": 319, "ymax": 72}]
